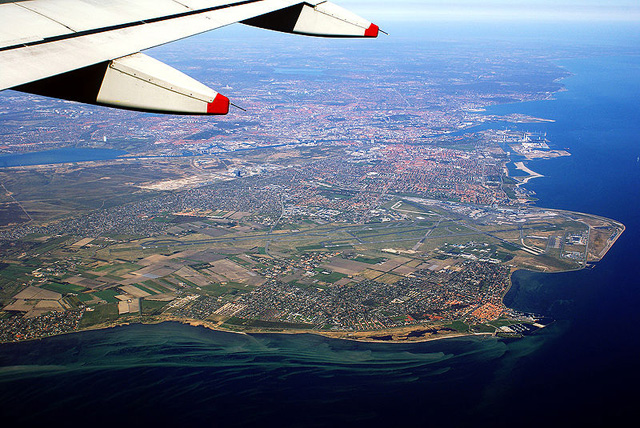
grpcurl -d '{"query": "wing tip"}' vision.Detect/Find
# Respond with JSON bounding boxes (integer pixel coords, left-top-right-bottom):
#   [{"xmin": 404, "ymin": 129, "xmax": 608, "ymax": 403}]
[
  {"xmin": 207, "ymin": 93, "xmax": 230, "ymax": 115},
  {"xmin": 365, "ymin": 24, "xmax": 379, "ymax": 38}
]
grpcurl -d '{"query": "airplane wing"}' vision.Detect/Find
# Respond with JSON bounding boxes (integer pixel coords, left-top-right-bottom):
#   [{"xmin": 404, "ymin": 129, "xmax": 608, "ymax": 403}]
[{"xmin": 0, "ymin": 0, "xmax": 379, "ymax": 115}]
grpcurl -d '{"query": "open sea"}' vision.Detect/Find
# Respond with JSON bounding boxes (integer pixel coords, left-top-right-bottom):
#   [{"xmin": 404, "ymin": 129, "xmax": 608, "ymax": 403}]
[{"xmin": 1, "ymin": 37, "xmax": 640, "ymax": 428}]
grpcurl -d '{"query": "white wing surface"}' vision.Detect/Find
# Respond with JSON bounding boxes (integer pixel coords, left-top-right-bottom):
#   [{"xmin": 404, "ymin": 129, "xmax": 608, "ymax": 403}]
[{"xmin": 0, "ymin": 0, "xmax": 378, "ymax": 115}]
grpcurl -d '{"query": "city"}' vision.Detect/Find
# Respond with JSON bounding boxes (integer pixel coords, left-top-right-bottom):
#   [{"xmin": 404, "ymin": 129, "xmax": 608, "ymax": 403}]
[{"xmin": 0, "ymin": 33, "xmax": 624, "ymax": 343}]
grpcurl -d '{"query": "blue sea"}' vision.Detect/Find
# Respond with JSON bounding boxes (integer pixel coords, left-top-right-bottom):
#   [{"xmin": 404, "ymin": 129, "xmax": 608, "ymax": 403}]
[{"xmin": 2, "ymin": 39, "xmax": 640, "ymax": 428}]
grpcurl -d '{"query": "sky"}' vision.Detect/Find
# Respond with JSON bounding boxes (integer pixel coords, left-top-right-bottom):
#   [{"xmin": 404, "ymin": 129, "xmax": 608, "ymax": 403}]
[{"xmin": 340, "ymin": 0, "xmax": 640, "ymax": 22}]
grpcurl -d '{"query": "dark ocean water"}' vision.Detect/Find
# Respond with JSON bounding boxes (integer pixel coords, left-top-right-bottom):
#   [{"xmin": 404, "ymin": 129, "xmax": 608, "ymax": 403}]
[
  {"xmin": 1, "ymin": 56, "xmax": 639, "ymax": 428},
  {"xmin": 493, "ymin": 55, "xmax": 640, "ymax": 424}
]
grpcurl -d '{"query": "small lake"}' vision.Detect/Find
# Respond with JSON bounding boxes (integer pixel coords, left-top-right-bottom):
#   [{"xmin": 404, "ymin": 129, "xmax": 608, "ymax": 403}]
[{"xmin": 0, "ymin": 148, "xmax": 127, "ymax": 168}]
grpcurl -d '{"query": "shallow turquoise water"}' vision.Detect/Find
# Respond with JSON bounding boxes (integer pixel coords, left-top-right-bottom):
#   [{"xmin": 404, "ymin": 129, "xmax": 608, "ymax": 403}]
[{"xmin": 0, "ymin": 322, "xmax": 547, "ymax": 427}]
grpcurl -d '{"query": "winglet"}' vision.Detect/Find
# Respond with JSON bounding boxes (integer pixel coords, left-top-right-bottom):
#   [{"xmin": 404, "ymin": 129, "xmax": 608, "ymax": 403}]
[
  {"xmin": 364, "ymin": 24, "xmax": 379, "ymax": 38},
  {"xmin": 207, "ymin": 93, "xmax": 230, "ymax": 115}
]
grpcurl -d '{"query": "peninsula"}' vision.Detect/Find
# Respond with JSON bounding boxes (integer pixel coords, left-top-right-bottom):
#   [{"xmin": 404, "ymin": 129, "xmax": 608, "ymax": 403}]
[{"xmin": 0, "ymin": 38, "xmax": 624, "ymax": 343}]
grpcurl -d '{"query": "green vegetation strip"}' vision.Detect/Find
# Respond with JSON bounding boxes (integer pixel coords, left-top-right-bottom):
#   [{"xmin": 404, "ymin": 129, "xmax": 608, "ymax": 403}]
[
  {"xmin": 142, "ymin": 300, "xmax": 169, "ymax": 314},
  {"xmin": 354, "ymin": 256, "xmax": 386, "ymax": 264},
  {"xmin": 43, "ymin": 282, "xmax": 87, "ymax": 294},
  {"xmin": 446, "ymin": 321, "xmax": 469, "ymax": 333},
  {"xmin": 79, "ymin": 303, "xmax": 119, "ymax": 327},
  {"xmin": 0, "ymin": 265, "xmax": 33, "ymax": 280},
  {"xmin": 318, "ymin": 271, "xmax": 347, "ymax": 283},
  {"xmin": 92, "ymin": 289, "xmax": 120, "ymax": 303}
]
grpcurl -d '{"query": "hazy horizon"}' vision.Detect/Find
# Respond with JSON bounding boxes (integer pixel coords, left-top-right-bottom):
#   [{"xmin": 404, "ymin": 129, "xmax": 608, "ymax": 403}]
[{"xmin": 340, "ymin": 0, "xmax": 640, "ymax": 23}]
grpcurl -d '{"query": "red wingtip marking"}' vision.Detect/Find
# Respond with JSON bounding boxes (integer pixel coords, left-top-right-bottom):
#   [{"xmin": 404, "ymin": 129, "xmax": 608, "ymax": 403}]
[
  {"xmin": 207, "ymin": 93, "xmax": 230, "ymax": 115},
  {"xmin": 365, "ymin": 23, "xmax": 379, "ymax": 38}
]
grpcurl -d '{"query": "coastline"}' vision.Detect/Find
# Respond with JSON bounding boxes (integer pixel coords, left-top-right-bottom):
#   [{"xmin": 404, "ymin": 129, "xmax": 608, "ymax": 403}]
[
  {"xmin": 0, "ymin": 315, "xmax": 490, "ymax": 346},
  {"xmin": 513, "ymin": 161, "xmax": 544, "ymax": 185},
  {"xmin": 0, "ymin": 209, "xmax": 624, "ymax": 347},
  {"xmin": 1, "ymin": 214, "xmax": 624, "ymax": 347},
  {"xmin": 95, "ymin": 317, "xmax": 488, "ymax": 345}
]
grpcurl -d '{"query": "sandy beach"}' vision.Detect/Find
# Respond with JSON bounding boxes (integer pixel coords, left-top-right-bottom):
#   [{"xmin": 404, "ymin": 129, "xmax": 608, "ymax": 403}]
[{"xmin": 514, "ymin": 161, "xmax": 544, "ymax": 184}]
